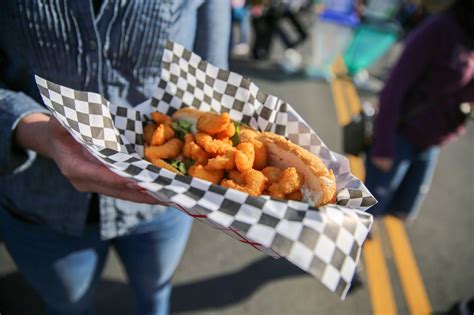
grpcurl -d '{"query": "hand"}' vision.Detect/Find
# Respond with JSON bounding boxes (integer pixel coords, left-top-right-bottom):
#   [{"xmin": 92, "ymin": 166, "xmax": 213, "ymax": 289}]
[
  {"xmin": 16, "ymin": 113, "xmax": 160, "ymax": 204},
  {"xmin": 371, "ymin": 156, "xmax": 393, "ymax": 172}
]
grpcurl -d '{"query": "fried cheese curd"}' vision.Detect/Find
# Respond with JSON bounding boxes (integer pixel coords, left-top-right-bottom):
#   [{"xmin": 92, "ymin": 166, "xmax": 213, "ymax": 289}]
[{"xmin": 143, "ymin": 108, "xmax": 335, "ymax": 206}]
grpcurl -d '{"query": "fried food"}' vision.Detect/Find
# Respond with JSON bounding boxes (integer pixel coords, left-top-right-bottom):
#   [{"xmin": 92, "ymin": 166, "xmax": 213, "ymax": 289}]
[
  {"xmin": 250, "ymin": 139, "xmax": 267, "ymax": 170},
  {"xmin": 258, "ymin": 132, "xmax": 336, "ymax": 207},
  {"xmin": 151, "ymin": 123, "xmax": 176, "ymax": 146},
  {"xmin": 285, "ymin": 190, "xmax": 303, "ymax": 201},
  {"xmin": 214, "ymin": 121, "xmax": 236, "ymax": 139},
  {"xmin": 183, "ymin": 133, "xmax": 210, "ymax": 165},
  {"xmin": 239, "ymin": 125, "xmax": 260, "ymax": 142},
  {"xmin": 221, "ymin": 169, "xmax": 267, "ymax": 196},
  {"xmin": 145, "ymin": 138, "xmax": 183, "ymax": 161},
  {"xmin": 144, "ymin": 123, "xmax": 157, "ymax": 145},
  {"xmin": 144, "ymin": 109, "xmax": 337, "ymax": 206},
  {"xmin": 195, "ymin": 132, "xmax": 234, "ymax": 155},
  {"xmin": 227, "ymin": 170, "xmax": 244, "ymax": 185},
  {"xmin": 188, "ymin": 164, "xmax": 224, "ymax": 185},
  {"xmin": 206, "ymin": 150, "xmax": 236, "ymax": 171},
  {"xmin": 268, "ymin": 167, "xmax": 303, "ymax": 199},
  {"xmin": 262, "ymin": 166, "xmax": 282, "ymax": 184},
  {"xmin": 235, "ymin": 142, "xmax": 255, "ymax": 172},
  {"xmin": 151, "ymin": 112, "xmax": 172, "ymax": 125},
  {"xmin": 197, "ymin": 112, "xmax": 231, "ymax": 135}
]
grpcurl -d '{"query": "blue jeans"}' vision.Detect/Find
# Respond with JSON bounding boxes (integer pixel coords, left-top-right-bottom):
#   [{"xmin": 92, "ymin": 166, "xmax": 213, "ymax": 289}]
[
  {"xmin": 365, "ymin": 135, "xmax": 440, "ymax": 221},
  {"xmin": 0, "ymin": 207, "xmax": 192, "ymax": 315},
  {"xmin": 170, "ymin": 0, "xmax": 231, "ymax": 70}
]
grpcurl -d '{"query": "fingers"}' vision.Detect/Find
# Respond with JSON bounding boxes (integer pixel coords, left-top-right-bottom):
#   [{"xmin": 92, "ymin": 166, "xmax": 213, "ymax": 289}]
[
  {"xmin": 49, "ymin": 116, "xmax": 162, "ymax": 205},
  {"xmin": 87, "ymin": 183, "xmax": 160, "ymax": 204}
]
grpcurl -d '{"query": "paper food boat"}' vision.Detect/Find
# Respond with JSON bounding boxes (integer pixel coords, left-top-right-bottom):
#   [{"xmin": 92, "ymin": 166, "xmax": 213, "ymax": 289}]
[{"xmin": 35, "ymin": 41, "xmax": 376, "ymax": 298}]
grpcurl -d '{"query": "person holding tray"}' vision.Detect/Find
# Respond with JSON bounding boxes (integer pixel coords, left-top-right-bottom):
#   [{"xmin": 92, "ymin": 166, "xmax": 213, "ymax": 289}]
[{"xmin": 0, "ymin": 1, "xmax": 230, "ymax": 314}]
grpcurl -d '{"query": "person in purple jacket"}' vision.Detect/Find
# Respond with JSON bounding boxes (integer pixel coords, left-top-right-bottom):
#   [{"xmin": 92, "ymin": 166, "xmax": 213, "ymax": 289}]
[{"xmin": 365, "ymin": 0, "xmax": 473, "ymax": 222}]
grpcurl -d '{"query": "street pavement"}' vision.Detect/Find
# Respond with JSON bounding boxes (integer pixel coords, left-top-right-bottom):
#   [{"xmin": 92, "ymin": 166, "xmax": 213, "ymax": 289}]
[{"xmin": 1, "ymin": 25, "xmax": 473, "ymax": 315}]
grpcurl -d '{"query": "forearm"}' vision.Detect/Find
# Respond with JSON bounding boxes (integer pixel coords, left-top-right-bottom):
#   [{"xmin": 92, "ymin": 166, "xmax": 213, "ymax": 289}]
[
  {"xmin": 0, "ymin": 89, "xmax": 50, "ymax": 175},
  {"xmin": 14, "ymin": 112, "xmax": 52, "ymax": 159}
]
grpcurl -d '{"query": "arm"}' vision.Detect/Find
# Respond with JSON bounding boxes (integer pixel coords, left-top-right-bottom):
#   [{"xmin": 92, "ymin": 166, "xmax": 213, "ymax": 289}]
[
  {"xmin": 15, "ymin": 114, "xmax": 159, "ymax": 204},
  {"xmin": 372, "ymin": 16, "xmax": 443, "ymax": 162},
  {"xmin": 1, "ymin": 89, "xmax": 158, "ymax": 204},
  {"xmin": 0, "ymin": 89, "xmax": 50, "ymax": 175}
]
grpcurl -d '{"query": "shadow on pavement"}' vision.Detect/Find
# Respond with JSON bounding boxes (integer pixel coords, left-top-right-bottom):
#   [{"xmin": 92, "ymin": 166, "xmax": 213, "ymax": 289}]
[
  {"xmin": 0, "ymin": 272, "xmax": 134, "ymax": 315},
  {"xmin": 171, "ymin": 256, "xmax": 305, "ymax": 313},
  {"xmin": 1, "ymin": 257, "xmax": 305, "ymax": 315}
]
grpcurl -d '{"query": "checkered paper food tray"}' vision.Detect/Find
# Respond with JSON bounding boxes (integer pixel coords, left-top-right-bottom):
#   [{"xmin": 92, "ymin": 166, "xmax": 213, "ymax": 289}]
[{"xmin": 35, "ymin": 41, "xmax": 376, "ymax": 298}]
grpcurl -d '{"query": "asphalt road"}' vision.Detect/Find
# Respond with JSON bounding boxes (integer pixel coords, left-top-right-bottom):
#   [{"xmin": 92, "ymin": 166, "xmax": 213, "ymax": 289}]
[{"xmin": 1, "ymin": 25, "xmax": 473, "ymax": 315}]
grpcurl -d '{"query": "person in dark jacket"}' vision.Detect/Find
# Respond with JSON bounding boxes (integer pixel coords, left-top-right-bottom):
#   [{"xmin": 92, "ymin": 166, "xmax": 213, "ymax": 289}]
[{"xmin": 365, "ymin": 0, "xmax": 473, "ymax": 221}]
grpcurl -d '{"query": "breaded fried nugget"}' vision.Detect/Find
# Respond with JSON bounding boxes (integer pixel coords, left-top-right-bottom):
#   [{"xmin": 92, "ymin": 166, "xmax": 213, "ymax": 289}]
[
  {"xmin": 262, "ymin": 166, "xmax": 282, "ymax": 184},
  {"xmin": 214, "ymin": 121, "xmax": 235, "ymax": 139},
  {"xmin": 258, "ymin": 132, "xmax": 336, "ymax": 206},
  {"xmin": 228, "ymin": 170, "xmax": 244, "ymax": 185},
  {"xmin": 151, "ymin": 123, "xmax": 176, "ymax": 146},
  {"xmin": 206, "ymin": 150, "xmax": 236, "ymax": 171},
  {"xmin": 188, "ymin": 164, "xmax": 224, "ymax": 185},
  {"xmin": 151, "ymin": 112, "xmax": 172, "ymax": 125},
  {"xmin": 197, "ymin": 112, "xmax": 231, "ymax": 135},
  {"xmin": 285, "ymin": 190, "xmax": 303, "ymax": 201},
  {"xmin": 145, "ymin": 138, "xmax": 183, "ymax": 161},
  {"xmin": 144, "ymin": 123, "xmax": 157, "ymax": 145},
  {"xmin": 239, "ymin": 126, "xmax": 260, "ymax": 142},
  {"xmin": 183, "ymin": 133, "xmax": 210, "ymax": 165},
  {"xmin": 235, "ymin": 142, "xmax": 255, "ymax": 172},
  {"xmin": 195, "ymin": 132, "xmax": 234, "ymax": 155},
  {"xmin": 221, "ymin": 169, "xmax": 267, "ymax": 196},
  {"xmin": 268, "ymin": 167, "xmax": 304, "ymax": 199},
  {"xmin": 251, "ymin": 139, "xmax": 267, "ymax": 170}
]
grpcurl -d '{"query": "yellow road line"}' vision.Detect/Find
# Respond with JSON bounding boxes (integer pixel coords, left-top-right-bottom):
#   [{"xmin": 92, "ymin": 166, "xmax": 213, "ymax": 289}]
[
  {"xmin": 344, "ymin": 80, "xmax": 362, "ymax": 116},
  {"xmin": 363, "ymin": 227, "xmax": 398, "ymax": 315},
  {"xmin": 330, "ymin": 63, "xmax": 397, "ymax": 315},
  {"xmin": 384, "ymin": 216, "xmax": 432, "ymax": 315},
  {"xmin": 330, "ymin": 79, "xmax": 351, "ymax": 126},
  {"xmin": 348, "ymin": 155, "xmax": 366, "ymax": 181}
]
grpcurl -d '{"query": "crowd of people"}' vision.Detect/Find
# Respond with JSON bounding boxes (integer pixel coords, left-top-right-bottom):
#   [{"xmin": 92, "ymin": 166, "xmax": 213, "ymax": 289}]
[{"xmin": 0, "ymin": 0, "xmax": 472, "ymax": 314}]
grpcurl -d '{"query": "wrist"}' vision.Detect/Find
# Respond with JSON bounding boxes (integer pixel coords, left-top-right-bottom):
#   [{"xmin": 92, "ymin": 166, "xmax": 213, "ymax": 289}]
[{"xmin": 14, "ymin": 112, "xmax": 52, "ymax": 158}]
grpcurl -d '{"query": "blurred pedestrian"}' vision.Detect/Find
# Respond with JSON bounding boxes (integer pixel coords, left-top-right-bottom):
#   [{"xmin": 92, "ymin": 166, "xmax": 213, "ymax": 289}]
[
  {"xmin": 251, "ymin": 0, "xmax": 308, "ymax": 60},
  {"xmin": 0, "ymin": 1, "xmax": 230, "ymax": 315},
  {"xmin": 365, "ymin": 0, "xmax": 473, "ymax": 222},
  {"xmin": 231, "ymin": 0, "xmax": 252, "ymax": 56}
]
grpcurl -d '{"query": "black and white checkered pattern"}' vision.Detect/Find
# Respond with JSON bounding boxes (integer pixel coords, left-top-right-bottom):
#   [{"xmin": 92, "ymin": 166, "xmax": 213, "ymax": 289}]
[{"xmin": 35, "ymin": 41, "xmax": 376, "ymax": 299}]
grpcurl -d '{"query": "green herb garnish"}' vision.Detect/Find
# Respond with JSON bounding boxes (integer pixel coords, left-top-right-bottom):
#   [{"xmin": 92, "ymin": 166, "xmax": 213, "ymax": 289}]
[
  {"xmin": 169, "ymin": 160, "xmax": 187, "ymax": 175},
  {"xmin": 167, "ymin": 159, "xmax": 195, "ymax": 175},
  {"xmin": 231, "ymin": 121, "xmax": 241, "ymax": 146},
  {"xmin": 171, "ymin": 120, "xmax": 193, "ymax": 140}
]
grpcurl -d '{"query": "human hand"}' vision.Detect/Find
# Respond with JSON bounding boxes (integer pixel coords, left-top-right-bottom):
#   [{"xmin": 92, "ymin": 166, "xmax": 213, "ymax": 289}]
[
  {"xmin": 15, "ymin": 113, "xmax": 159, "ymax": 204},
  {"xmin": 371, "ymin": 156, "xmax": 393, "ymax": 172},
  {"xmin": 47, "ymin": 117, "xmax": 160, "ymax": 204}
]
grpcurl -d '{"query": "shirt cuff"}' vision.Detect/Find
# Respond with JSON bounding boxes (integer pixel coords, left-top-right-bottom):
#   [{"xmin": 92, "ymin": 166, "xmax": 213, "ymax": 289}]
[{"xmin": 0, "ymin": 90, "xmax": 50, "ymax": 175}]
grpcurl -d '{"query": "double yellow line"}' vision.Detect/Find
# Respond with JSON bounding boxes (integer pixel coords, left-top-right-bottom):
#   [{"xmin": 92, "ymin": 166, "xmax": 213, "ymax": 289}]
[{"xmin": 330, "ymin": 57, "xmax": 431, "ymax": 315}]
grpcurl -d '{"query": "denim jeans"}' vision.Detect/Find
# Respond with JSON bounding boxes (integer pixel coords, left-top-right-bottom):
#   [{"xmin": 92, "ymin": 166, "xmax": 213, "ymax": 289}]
[
  {"xmin": 0, "ymin": 207, "xmax": 192, "ymax": 315},
  {"xmin": 365, "ymin": 135, "xmax": 440, "ymax": 221}
]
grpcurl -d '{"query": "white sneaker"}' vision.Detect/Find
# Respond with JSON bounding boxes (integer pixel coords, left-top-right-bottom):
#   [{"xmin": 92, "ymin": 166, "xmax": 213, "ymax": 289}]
[
  {"xmin": 278, "ymin": 48, "xmax": 303, "ymax": 74},
  {"xmin": 232, "ymin": 43, "xmax": 250, "ymax": 56},
  {"xmin": 353, "ymin": 69, "xmax": 384, "ymax": 93}
]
